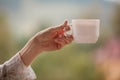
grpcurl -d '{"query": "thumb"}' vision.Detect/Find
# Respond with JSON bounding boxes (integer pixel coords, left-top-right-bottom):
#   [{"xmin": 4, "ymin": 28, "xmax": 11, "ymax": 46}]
[{"xmin": 59, "ymin": 20, "xmax": 68, "ymax": 29}]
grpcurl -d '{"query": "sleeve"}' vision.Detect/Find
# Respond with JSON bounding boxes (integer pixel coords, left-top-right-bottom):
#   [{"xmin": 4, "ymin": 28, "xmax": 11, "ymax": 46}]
[{"xmin": 0, "ymin": 53, "xmax": 37, "ymax": 80}]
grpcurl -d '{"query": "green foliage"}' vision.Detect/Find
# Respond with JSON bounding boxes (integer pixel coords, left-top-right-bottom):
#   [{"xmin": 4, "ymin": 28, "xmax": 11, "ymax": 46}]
[
  {"xmin": 0, "ymin": 14, "xmax": 16, "ymax": 63},
  {"xmin": 32, "ymin": 44, "xmax": 104, "ymax": 80}
]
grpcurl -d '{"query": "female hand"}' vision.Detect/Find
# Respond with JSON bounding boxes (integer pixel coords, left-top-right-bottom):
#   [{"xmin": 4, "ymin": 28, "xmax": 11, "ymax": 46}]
[
  {"xmin": 20, "ymin": 20, "xmax": 73, "ymax": 66},
  {"xmin": 33, "ymin": 20, "xmax": 73, "ymax": 52}
]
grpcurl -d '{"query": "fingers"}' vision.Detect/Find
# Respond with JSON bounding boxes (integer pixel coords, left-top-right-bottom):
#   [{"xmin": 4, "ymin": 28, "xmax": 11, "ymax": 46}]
[
  {"xmin": 64, "ymin": 25, "xmax": 71, "ymax": 31},
  {"xmin": 64, "ymin": 35, "xmax": 73, "ymax": 44},
  {"xmin": 62, "ymin": 20, "xmax": 71, "ymax": 31},
  {"xmin": 50, "ymin": 20, "xmax": 71, "ymax": 39},
  {"xmin": 55, "ymin": 39, "xmax": 66, "ymax": 49},
  {"xmin": 63, "ymin": 21, "xmax": 71, "ymax": 31},
  {"xmin": 57, "ymin": 20, "xmax": 71, "ymax": 32},
  {"xmin": 63, "ymin": 20, "xmax": 68, "ymax": 27},
  {"xmin": 50, "ymin": 30, "xmax": 64, "ymax": 39},
  {"xmin": 58, "ymin": 20, "xmax": 68, "ymax": 29},
  {"xmin": 54, "ymin": 34, "xmax": 73, "ymax": 49}
]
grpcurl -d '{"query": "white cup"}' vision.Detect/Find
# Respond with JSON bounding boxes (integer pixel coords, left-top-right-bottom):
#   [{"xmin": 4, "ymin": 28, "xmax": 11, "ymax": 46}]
[{"xmin": 70, "ymin": 19, "xmax": 100, "ymax": 43}]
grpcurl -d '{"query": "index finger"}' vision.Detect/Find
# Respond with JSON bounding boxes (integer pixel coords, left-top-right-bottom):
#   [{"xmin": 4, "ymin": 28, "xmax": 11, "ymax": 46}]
[
  {"xmin": 57, "ymin": 20, "xmax": 70, "ymax": 31},
  {"xmin": 52, "ymin": 20, "xmax": 70, "ymax": 36},
  {"xmin": 55, "ymin": 20, "xmax": 68, "ymax": 29}
]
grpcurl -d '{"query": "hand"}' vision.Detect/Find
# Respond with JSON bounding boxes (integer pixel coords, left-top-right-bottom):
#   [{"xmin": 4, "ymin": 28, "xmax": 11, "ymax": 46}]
[
  {"xmin": 20, "ymin": 20, "xmax": 73, "ymax": 66},
  {"xmin": 33, "ymin": 20, "xmax": 73, "ymax": 52}
]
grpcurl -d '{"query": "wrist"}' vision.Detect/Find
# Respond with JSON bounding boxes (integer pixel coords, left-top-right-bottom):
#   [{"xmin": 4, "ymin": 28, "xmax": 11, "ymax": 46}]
[{"xmin": 20, "ymin": 38, "xmax": 43, "ymax": 66}]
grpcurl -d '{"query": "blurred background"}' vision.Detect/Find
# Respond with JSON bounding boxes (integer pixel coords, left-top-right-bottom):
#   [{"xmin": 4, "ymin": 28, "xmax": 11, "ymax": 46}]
[{"xmin": 0, "ymin": 0, "xmax": 120, "ymax": 80}]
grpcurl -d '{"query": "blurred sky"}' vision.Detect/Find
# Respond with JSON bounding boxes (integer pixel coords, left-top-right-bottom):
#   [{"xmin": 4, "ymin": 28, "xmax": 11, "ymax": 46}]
[{"xmin": 0, "ymin": 0, "xmax": 116, "ymax": 37}]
